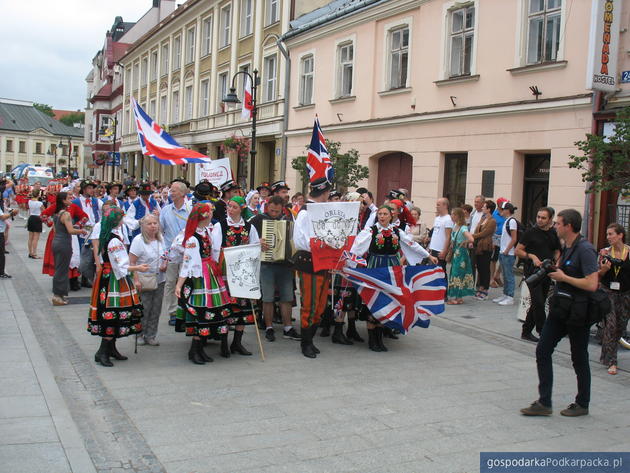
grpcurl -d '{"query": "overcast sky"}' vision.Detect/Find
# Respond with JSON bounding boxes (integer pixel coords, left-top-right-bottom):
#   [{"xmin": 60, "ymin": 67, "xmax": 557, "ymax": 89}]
[{"xmin": 0, "ymin": 0, "xmax": 153, "ymax": 110}]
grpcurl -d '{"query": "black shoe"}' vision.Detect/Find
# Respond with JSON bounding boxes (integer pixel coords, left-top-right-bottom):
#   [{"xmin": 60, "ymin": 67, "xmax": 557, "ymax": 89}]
[
  {"xmin": 300, "ymin": 326, "xmax": 317, "ymax": 358},
  {"xmin": 383, "ymin": 327, "xmax": 399, "ymax": 339},
  {"xmin": 521, "ymin": 332, "xmax": 540, "ymax": 343},
  {"xmin": 94, "ymin": 339, "xmax": 114, "ymax": 367},
  {"xmin": 332, "ymin": 322, "xmax": 353, "ymax": 345},
  {"xmin": 346, "ymin": 319, "xmax": 364, "ymax": 342},
  {"xmin": 230, "ymin": 330, "xmax": 252, "ymax": 356},
  {"xmin": 188, "ymin": 339, "xmax": 205, "ymax": 365},
  {"xmin": 4, "ymin": 250, "xmax": 9, "ymax": 254},
  {"xmin": 220, "ymin": 333, "xmax": 230, "ymax": 358},
  {"xmin": 368, "ymin": 329, "xmax": 381, "ymax": 352},
  {"xmin": 311, "ymin": 324, "xmax": 321, "ymax": 353},
  {"xmin": 0, "ymin": 274, "xmax": 12, "ymax": 279},
  {"xmin": 108, "ymin": 339, "xmax": 128, "ymax": 360},
  {"xmin": 197, "ymin": 338, "xmax": 213, "ymax": 363},
  {"xmin": 283, "ymin": 327, "xmax": 301, "ymax": 341},
  {"xmin": 69, "ymin": 277, "xmax": 81, "ymax": 291},
  {"xmin": 375, "ymin": 326, "xmax": 388, "ymax": 352},
  {"xmin": 265, "ymin": 328, "xmax": 276, "ymax": 342}
]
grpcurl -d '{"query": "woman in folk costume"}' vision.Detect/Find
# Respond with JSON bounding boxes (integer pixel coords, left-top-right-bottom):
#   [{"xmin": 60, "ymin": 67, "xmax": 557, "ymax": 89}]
[
  {"xmin": 349, "ymin": 205, "xmax": 438, "ymax": 352},
  {"xmin": 212, "ymin": 195, "xmax": 261, "ymax": 357},
  {"xmin": 87, "ymin": 207, "xmax": 146, "ymax": 367},
  {"xmin": 41, "ymin": 194, "xmax": 89, "ymax": 291},
  {"xmin": 174, "ymin": 202, "xmax": 232, "ymax": 364},
  {"xmin": 244, "ymin": 190, "xmax": 260, "ymax": 221},
  {"xmin": 15, "ymin": 177, "xmax": 30, "ymax": 218}
]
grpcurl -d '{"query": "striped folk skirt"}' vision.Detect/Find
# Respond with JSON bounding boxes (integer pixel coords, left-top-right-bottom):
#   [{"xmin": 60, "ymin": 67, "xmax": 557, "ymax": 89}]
[
  {"xmin": 87, "ymin": 263, "xmax": 143, "ymax": 338},
  {"xmin": 176, "ymin": 256, "xmax": 232, "ymax": 337}
]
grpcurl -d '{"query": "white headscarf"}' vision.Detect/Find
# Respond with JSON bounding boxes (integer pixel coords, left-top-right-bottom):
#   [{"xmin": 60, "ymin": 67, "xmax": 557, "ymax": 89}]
[{"xmin": 245, "ymin": 189, "xmax": 260, "ymax": 209}]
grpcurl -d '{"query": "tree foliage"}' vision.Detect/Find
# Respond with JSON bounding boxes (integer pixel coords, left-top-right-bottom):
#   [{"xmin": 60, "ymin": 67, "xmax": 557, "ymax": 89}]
[
  {"xmin": 291, "ymin": 139, "xmax": 369, "ymax": 193},
  {"xmin": 60, "ymin": 112, "xmax": 85, "ymax": 127},
  {"xmin": 33, "ymin": 103, "xmax": 54, "ymax": 117},
  {"xmin": 568, "ymin": 107, "xmax": 630, "ymax": 195}
]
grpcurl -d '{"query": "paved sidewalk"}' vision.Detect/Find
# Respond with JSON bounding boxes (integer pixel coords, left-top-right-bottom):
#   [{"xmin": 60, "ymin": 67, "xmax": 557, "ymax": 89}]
[{"xmin": 2, "ymin": 222, "xmax": 630, "ymax": 473}]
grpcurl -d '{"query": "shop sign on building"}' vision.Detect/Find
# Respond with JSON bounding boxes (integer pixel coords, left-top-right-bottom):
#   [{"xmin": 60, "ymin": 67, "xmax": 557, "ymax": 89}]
[{"xmin": 586, "ymin": 0, "xmax": 621, "ymax": 92}]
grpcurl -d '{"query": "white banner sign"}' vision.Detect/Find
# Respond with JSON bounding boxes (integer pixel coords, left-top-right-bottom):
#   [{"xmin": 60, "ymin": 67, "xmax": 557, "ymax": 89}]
[
  {"xmin": 195, "ymin": 158, "xmax": 232, "ymax": 187},
  {"xmin": 222, "ymin": 243, "xmax": 261, "ymax": 299},
  {"xmin": 307, "ymin": 202, "xmax": 360, "ymax": 248},
  {"xmin": 586, "ymin": 0, "xmax": 621, "ymax": 92}
]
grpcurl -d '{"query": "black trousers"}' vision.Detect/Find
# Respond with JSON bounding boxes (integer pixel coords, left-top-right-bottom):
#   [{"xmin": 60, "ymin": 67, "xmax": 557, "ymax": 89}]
[
  {"xmin": 430, "ymin": 250, "xmax": 448, "ymax": 291},
  {"xmin": 0, "ymin": 233, "xmax": 5, "ymax": 274},
  {"xmin": 475, "ymin": 250, "xmax": 492, "ymax": 290},
  {"xmin": 536, "ymin": 296, "xmax": 591, "ymax": 408},
  {"xmin": 522, "ymin": 276, "xmax": 551, "ymax": 335}
]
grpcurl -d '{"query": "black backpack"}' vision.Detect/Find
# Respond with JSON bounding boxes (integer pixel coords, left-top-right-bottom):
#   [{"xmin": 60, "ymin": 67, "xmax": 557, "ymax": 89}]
[{"xmin": 506, "ymin": 217, "xmax": 525, "ymax": 244}]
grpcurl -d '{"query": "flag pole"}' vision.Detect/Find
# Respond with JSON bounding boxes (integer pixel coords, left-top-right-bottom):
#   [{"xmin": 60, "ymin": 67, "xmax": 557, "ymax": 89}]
[{"xmin": 250, "ymin": 300, "xmax": 265, "ymax": 362}]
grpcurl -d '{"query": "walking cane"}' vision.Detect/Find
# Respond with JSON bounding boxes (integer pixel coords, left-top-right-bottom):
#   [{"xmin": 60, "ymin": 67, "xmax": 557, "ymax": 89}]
[
  {"xmin": 135, "ymin": 333, "xmax": 138, "ymax": 354},
  {"xmin": 250, "ymin": 300, "xmax": 265, "ymax": 361}
]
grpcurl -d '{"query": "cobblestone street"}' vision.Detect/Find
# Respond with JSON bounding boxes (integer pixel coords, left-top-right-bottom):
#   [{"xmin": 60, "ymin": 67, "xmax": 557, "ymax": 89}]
[{"xmin": 1, "ymin": 223, "xmax": 629, "ymax": 473}]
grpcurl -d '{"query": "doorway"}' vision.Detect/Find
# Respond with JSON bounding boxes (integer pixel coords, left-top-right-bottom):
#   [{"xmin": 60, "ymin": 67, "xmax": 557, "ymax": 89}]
[
  {"xmin": 522, "ymin": 154, "xmax": 550, "ymax": 227},
  {"xmin": 377, "ymin": 152, "xmax": 413, "ymax": 204}
]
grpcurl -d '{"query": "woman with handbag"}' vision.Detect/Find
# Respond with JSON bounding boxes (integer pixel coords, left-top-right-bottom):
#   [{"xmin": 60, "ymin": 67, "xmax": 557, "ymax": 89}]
[
  {"xmin": 446, "ymin": 207, "xmax": 475, "ymax": 304},
  {"xmin": 130, "ymin": 214, "xmax": 166, "ymax": 346},
  {"xmin": 472, "ymin": 200, "xmax": 497, "ymax": 301},
  {"xmin": 598, "ymin": 223, "xmax": 630, "ymax": 375},
  {"xmin": 87, "ymin": 206, "xmax": 147, "ymax": 367}
]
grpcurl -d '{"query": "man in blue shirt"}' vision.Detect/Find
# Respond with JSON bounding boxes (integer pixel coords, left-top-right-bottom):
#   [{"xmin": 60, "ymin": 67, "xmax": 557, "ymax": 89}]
[
  {"xmin": 491, "ymin": 197, "xmax": 508, "ymax": 287},
  {"xmin": 159, "ymin": 181, "xmax": 192, "ymax": 326}
]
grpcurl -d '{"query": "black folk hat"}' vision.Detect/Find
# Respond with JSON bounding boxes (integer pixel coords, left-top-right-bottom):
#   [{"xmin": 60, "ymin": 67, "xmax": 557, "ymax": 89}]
[
  {"xmin": 271, "ymin": 180, "xmax": 290, "ymax": 193},
  {"xmin": 309, "ymin": 178, "xmax": 332, "ymax": 197},
  {"xmin": 220, "ymin": 179, "xmax": 240, "ymax": 193}
]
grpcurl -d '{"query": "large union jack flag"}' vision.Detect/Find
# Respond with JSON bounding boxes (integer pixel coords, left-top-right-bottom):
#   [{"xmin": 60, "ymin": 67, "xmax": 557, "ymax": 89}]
[
  {"xmin": 132, "ymin": 97, "xmax": 212, "ymax": 165},
  {"xmin": 306, "ymin": 116, "xmax": 334, "ymax": 184},
  {"xmin": 342, "ymin": 265, "xmax": 446, "ymax": 334}
]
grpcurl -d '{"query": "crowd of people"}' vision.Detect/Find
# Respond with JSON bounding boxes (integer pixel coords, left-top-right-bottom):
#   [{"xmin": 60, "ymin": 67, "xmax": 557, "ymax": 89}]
[{"xmin": 0, "ymin": 174, "xmax": 628, "ymax": 413}]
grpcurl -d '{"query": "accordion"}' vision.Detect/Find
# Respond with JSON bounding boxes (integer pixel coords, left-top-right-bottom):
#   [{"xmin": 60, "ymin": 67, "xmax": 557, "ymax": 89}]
[{"xmin": 261, "ymin": 219, "xmax": 288, "ymax": 262}]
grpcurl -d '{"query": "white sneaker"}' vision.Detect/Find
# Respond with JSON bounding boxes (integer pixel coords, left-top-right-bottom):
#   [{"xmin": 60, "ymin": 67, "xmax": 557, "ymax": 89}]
[
  {"xmin": 498, "ymin": 296, "xmax": 514, "ymax": 306},
  {"xmin": 492, "ymin": 295, "xmax": 506, "ymax": 303}
]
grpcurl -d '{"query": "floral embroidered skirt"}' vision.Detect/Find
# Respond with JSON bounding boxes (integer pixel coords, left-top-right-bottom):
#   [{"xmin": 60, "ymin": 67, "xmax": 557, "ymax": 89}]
[
  {"xmin": 87, "ymin": 263, "xmax": 143, "ymax": 338},
  {"xmin": 176, "ymin": 257, "xmax": 232, "ymax": 337},
  {"xmin": 447, "ymin": 247, "xmax": 475, "ymax": 298}
]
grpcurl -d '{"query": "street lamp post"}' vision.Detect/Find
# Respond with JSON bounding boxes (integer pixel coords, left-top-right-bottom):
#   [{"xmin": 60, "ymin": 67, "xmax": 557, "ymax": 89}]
[
  {"xmin": 56, "ymin": 138, "xmax": 63, "ymax": 176},
  {"xmin": 222, "ymin": 69, "xmax": 258, "ymax": 189},
  {"xmin": 111, "ymin": 118, "xmax": 117, "ymax": 182}
]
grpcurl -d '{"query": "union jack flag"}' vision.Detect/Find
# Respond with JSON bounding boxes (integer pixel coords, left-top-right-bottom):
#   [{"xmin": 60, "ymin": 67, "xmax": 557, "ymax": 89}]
[
  {"xmin": 342, "ymin": 250, "xmax": 367, "ymax": 267},
  {"xmin": 342, "ymin": 265, "xmax": 446, "ymax": 334},
  {"xmin": 306, "ymin": 116, "xmax": 334, "ymax": 184},
  {"xmin": 131, "ymin": 97, "xmax": 212, "ymax": 165}
]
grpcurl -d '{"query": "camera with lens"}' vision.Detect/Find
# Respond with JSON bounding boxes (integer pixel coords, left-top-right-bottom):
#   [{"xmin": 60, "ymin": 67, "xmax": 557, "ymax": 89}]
[
  {"xmin": 602, "ymin": 254, "xmax": 623, "ymax": 265},
  {"xmin": 525, "ymin": 258, "xmax": 555, "ymax": 287}
]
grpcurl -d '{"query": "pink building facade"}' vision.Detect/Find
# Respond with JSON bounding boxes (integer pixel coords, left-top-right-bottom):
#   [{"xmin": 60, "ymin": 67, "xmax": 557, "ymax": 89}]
[{"xmin": 283, "ymin": 0, "xmax": 630, "ymax": 233}]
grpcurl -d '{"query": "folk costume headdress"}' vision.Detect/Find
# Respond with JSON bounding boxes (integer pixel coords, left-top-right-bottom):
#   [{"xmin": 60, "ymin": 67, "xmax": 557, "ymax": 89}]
[
  {"xmin": 99, "ymin": 206, "xmax": 125, "ymax": 255},
  {"xmin": 390, "ymin": 198, "xmax": 416, "ymax": 226},
  {"xmin": 182, "ymin": 202, "xmax": 213, "ymax": 245}
]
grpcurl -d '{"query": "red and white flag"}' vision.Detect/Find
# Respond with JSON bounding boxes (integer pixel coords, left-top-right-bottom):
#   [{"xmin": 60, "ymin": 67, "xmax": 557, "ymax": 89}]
[{"xmin": 242, "ymin": 75, "xmax": 253, "ymax": 120}]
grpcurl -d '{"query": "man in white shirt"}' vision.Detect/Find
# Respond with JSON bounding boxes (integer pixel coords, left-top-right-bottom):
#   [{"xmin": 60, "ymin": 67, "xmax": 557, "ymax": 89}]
[
  {"xmin": 494, "ymin": 202, "xmax": 519, "ymax": 306},
  {"xmin": 429, "ymin": 198, "xmax": 454, "ymax": 285}
]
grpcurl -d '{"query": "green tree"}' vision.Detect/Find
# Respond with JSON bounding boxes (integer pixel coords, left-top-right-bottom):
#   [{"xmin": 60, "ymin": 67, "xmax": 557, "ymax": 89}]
[
  {"xmin": 60, "ymin": 112, "xmax": 85, "ymax": 127},
  {"xmin": 33, "ymin": 103, "xmax": 54, "ymax": 117},
  {"xmin": 568, "ymin": 106, "xmax": 630, "ymax": 195},
  {"xmin": 291, "ymin": 139, "xmax": 369, "ymax": 193}
]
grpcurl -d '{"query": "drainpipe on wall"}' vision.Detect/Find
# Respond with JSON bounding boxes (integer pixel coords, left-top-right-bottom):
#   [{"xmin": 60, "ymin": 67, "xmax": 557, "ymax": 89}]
[{"xmin": 274, "ymin": 35, "xmax": 290, "ymax": 180}]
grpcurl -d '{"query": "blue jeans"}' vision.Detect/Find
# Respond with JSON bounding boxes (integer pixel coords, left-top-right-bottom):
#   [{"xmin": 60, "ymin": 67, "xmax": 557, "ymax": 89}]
[{"xmin": 498, "ymin": 254, "xmax": 515, "ymax": 297}]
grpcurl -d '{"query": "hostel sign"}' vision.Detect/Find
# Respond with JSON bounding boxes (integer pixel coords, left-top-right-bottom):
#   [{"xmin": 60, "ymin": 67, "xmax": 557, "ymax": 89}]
[{"xmin": 586, "ymin": 0, "xmax": 621, "ymax": 92}]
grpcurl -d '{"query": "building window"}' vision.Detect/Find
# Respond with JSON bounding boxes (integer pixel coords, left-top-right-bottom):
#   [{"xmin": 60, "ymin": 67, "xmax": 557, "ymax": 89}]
[
  {"xmin": 73, "ymin": 145, "xmax": 79, "ymax": 155},
  {"xmin": 159, "ymin": 95, "xmax": 167, "ymax": 124},
  {"xmin": 185, "ymin": 85, "xmax": 193, "ymax": 120},
  {"xmin": 162, "ymin": 44, "xmax": 169, "ymax": 74},
  {"xmin": 527, "ymin": 0, "xmax": 562, "ymax": 64},
  {"xmin": 149, "ymin": 99, "xmax": 156, "ymax": 118},
  {"xmin": 35, "ymin": 142, "xmax": 42, "ymax": 154},
  {"xmin": 337, "ymin": 42, "xmax": 353, "ymax": 97},
  {"xmin": 132, "ymin": 63, "xmax": 139, "ymax": 89},
  {"xmin": 389, "ymin": 27, "xmax": 409, "ymax": 89},
  {"xmin": 187, "ymin": 27, "xmax": 196, "ymax": 64},
  {"xmin": 299, "ymin": 54, "xmax": 314, "ymax": 105},
  {"xmin": 125, "ymin": 68, "xmax": 131, "ymax": 91},
  {"xmin": 263, "ymin": 55, "xmax": 277, "ymax": 102},
  {"xmin": 200, "ymin": 79, "xmax": 210, "ymax": 116},
  {"xmin": 240, "ymin": 0, "xmax": 253, "ymax": 37},
  {"xmin": 265, "ymin": 0, "xmax": 279, "ymax": 25},
  {"xmin": 449, "ymin": 6, "xmax": 474, "ymax": 77},
  {"xmin": 171, "ymin": 90, "xmax": 180, "ymax": 122},
  {"xmin": 218, "ymin": 72, "xmax": 228, "ymax": 112},
  {"xmin": 202, "ymin": 16, "xmax": 212, "ymax": 55},
  {"xmin": 220, "ymin": 4, "xmax": 231, "ymax": 48},
  {"xmin": 5, "ymin": 140, "xmax": 12, "ymax": 152},
  {"xmin": 239, "ymin": 63, "xmax": 250, "ymax": 100},
  {"xmin": 141, "ymin": 57, "xmax": 148, "ymax": 85},
  {"xmin": 19, "ymin": 141, "xmax": 26, "ymax": 154},
  {"xmin": 173, "ymin": 36, "xmax": 181, "ymax": 70},
  {"xmin": 151, "ymin": 51, "xmax": 158, "ymax": 80}
]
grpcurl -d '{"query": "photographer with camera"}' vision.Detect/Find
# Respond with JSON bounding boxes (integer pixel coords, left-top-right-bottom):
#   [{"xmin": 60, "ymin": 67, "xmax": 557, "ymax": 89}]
[
  {"xmin": 0, "ymin": 195, "xmax": 19, "ymax": 278},
  {"xmin": 598, "ymin": 223, "xmax": 630, "ymax": 376},
  {"xmin": 516, "ymin": 207, "xmax": 561, "ymax": 342},
  {"xmin": 521, "ymin": 209, "xmax": 598, "ymax": 418}
]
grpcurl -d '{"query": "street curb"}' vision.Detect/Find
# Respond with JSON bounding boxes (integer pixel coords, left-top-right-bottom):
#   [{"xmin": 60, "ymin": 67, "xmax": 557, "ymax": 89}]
[{"xmin": 5, "ymin": 281, "xmax": 97, "ymax": 473}]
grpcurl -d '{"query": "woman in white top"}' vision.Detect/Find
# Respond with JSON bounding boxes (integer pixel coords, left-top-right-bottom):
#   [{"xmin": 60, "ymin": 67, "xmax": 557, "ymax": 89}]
[
  {"xmin": 130, "ymin": 215, "xmax": 167, "ymax": 346},
  {"xmin": 27, "ymin": 190, "xmax": 44, "ymax": 258}
]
